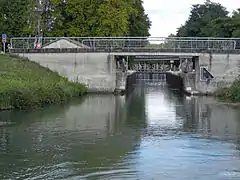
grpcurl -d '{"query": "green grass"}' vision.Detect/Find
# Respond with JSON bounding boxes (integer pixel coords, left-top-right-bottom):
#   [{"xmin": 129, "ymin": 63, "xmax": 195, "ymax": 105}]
[
  {"xmin": 215, "ymin": 78, "xmax": 240, "ymax": 103},
  {"xmin": 0, "ymin": 54, "xmax": 87, "ymax": 110}
]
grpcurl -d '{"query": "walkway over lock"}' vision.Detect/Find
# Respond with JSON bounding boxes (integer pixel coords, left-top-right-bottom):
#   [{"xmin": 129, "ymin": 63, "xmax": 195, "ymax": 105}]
[{"xmin": 10, "ymin": 37, "xmax": 240, "ymax": 54}]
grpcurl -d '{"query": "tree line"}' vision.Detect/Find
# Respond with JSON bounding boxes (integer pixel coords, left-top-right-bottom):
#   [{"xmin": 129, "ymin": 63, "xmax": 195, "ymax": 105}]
[
  {"xmin": 174, "ymin": 0, "xmax": 240, "ymax": 38},
  {"xmin": 0, "ymin": 0, "xmax": 151, "ymax": 38}
]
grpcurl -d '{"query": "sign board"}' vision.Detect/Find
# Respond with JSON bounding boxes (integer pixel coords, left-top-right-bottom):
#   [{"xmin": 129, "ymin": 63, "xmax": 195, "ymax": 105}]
[
  {"xmin": 2, "ymin": 34, "xmax": 7, "ymax": 53},
  {"xmin": 2, "ymin": 34, "xmax": 6, "ymax": 43},
  {"xmin": 200, "ymin": 66, "xmax": 214, "ymax": 81}
]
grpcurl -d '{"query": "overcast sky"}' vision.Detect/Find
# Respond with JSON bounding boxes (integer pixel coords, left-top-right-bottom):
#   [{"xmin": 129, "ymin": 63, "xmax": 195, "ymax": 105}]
[{"xmin": 143, "ymin": 0, "xmax": 240, "ymax": 37}]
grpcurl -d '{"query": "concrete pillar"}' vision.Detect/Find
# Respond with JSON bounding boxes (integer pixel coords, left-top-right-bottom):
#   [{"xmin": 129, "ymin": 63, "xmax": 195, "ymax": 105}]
[{"xmin": 115, "ymin": 71, "xmax": 126, "ymax": 93}]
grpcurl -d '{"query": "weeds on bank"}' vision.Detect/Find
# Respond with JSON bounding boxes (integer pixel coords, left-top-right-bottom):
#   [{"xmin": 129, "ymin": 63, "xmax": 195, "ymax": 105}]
[
  {"xmin": 215, "ymin": 78, "xmax": 240, "ymax": 103},
  {"xmin": 0, "ymin": 55, "xmax": 87, "ymax": 110}
]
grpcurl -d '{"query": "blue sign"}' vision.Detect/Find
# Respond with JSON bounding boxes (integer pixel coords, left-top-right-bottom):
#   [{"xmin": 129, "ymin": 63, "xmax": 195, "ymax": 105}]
[{"xmin": 2, "ymin": 34, "xmax": 6, "ymax": 39}]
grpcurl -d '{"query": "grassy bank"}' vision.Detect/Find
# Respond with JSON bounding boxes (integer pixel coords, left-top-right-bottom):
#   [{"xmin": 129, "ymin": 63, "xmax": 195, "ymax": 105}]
[
  {"xmin": 215, "ymin": 78, "xmax": 240, "ymax": 103},
  {"xmin": 0, "ymin": 54, "xmax": 87, "ymax": 110}
]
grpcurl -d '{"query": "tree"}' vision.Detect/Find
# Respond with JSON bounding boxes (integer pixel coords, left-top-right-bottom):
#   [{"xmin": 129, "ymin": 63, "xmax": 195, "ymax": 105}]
[
  {"xmin": 43, "ymin": 0, "xmax": 131, "ymax": 37},
  {"xmin": 95, "ymin": 0, "xmax": 129, "ymax": 36},
  {"xmin": 0, "ymin": 0, "xmax": 37, "ymax": 38},
  {"xmin": 127, "ymin": 0, "xmax": 151, "ymax": 37},
  {"xmin": 200, "ymin": 17, "xmax": 233, "ymax": 37},
  {"xmin": 176, "ymin": 0, "xmax": 228, "ymax": 37},
  {"xmin": 0, "ymin": 0, "xmax": 151, "ymax": 38},
  {"xmin": 42, "ymin": 0, "xmax": 151, "ymax": 37},
  {"xmin": 231, "ymin": 9, "xmax": 240, "ymax": 37}
]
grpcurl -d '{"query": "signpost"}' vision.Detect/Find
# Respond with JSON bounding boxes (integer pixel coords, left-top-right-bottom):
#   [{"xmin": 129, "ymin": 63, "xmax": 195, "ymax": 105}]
[{"xmin": 2, "ymin": 34, "xmax": 6, "ymax": 54}]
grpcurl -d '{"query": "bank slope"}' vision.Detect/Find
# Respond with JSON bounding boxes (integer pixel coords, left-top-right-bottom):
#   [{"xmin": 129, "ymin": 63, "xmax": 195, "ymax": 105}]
[
  {"xmin": 215, "ymin": 78, "xmax": 240, "ymax": 103},
  {"xmin": 0, "ymin": 54, "xmax": 87, "ymax": 110}
]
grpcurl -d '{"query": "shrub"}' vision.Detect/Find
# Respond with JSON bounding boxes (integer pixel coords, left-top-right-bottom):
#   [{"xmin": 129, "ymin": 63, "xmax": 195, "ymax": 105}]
[{"xmin": 215, "ymin": 78, "xmax": 240, "ymax": 102}]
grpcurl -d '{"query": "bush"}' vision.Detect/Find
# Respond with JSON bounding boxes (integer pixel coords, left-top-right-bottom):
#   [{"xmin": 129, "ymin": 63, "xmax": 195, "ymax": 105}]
[
  {"xmin": 215, "ymin": 78, "xmax": 240, "ymax": 102},
  {"xmin": 0, "ymin": 55, "xmax": 87, "ymax": 110}
]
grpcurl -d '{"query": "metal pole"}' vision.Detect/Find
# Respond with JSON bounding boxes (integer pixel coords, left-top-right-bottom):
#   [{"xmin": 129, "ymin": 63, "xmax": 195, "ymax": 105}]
[
  {"xmin": 3, "ymin": 43, "xmax": 5, "ymax": 54},
  {"xmin": 126, "ymin": 56, "xmax": 129, "ymax": 71}
]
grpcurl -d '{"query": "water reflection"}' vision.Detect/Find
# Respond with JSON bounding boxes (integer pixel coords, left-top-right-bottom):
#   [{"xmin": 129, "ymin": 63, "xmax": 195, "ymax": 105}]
[
  {"xmin": 0, "ymin": 95, "xmax": 145, "ymax": 179},
  {"xmin": 0, "ymin": 74, "xmax": 240, "ymax": 179},
  {"xmin": 176, "ymin": 96, "xmax": 240, "ymax": 140}
]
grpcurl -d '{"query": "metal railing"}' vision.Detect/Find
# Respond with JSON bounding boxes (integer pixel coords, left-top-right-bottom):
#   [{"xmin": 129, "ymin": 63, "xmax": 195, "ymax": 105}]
[{"xmin": 10, "ymin": 36, "xmax": 240, "ymax": 51}]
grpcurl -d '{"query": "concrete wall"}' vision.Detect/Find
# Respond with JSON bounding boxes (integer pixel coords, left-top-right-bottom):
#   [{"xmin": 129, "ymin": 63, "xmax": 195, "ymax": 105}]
[
  {"xmin": 13, "ymin": 51, "xmax": 240, "ymax": 94},
  {"xmin": 196, "ymin": 53, "xmax": 240, "ymax": 93},
  {"xmin": 17, "ymin": 53, "xmax": 116, "ymax": 92},
  {"xmin": 183, "ymin": 72, "xmax": 196, "ymax": 91}
]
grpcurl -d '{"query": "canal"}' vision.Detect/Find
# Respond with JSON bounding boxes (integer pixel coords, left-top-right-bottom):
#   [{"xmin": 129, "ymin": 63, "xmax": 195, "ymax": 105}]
[{"xmin": 1, "ymin": 74, "xmax": 240, "ymax": 179}]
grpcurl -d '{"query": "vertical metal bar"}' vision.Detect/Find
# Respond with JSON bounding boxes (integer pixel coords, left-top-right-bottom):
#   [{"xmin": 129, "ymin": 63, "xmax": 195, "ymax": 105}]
[
  {"xmin": 10, "ymin": 38, "xmax": 13, "ymax": 49},
  {"xmin": 3, "ymin": 43, "xmax": 5, "ymax": 54},
  {"xmin": 126, "ymin": 56, "xmax": 129, "ymax": 70},
  {"xmin": 191, "ymin": 38, "xmax": 193, "ymax": 51},
  {"xmin": 208, "ymin": 38, "xmax": 210, "ymax": 49}
]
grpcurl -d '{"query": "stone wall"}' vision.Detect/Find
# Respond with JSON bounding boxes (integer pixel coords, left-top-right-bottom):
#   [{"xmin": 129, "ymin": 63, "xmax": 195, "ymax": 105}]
[
  {"xmin": 16, "ymin": 53, "xmax": 116, "ymax": 92},
  {"xmin": 195, "ymin": 53, "xmax": 240, "ymax": 94}
]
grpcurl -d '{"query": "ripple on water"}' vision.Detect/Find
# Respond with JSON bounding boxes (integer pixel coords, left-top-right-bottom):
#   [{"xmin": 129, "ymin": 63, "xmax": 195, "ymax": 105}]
[
  {"xmin": 66, "ymin": 169, "xmax": 137, "ymax": 180},
  {"xmin": 217, "ymin": 170, "xmax": 240, "ymax": 180},
  {"xmin": 1, "ymin": 85, "xmax": 240, "ymax": 180}
]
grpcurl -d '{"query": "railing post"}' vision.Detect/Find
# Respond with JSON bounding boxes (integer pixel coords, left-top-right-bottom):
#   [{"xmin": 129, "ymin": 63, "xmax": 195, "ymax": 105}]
[
  {"xmin": 208, "ymin": 37, "xmax": 210, "ymax": 50},
  {"xmin": 191, "ymin": 38, "xmax": 193, "ymax": 51}
]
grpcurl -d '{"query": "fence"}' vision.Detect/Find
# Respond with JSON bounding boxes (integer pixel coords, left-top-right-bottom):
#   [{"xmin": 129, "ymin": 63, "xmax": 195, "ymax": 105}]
[{"xmin": 10, "ymin": 37, "xmax": 240, "ymax": 50}]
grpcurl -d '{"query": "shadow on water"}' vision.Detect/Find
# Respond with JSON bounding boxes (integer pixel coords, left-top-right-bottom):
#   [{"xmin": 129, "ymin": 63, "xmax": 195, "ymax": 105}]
[{"xmin": 1, "ymin": 73, "xmax": 240, "ymax": 179}]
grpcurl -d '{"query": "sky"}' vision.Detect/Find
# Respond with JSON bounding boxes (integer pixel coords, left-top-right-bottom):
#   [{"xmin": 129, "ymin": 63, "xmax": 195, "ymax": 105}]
[{"xmin": 143, "ymin": 0, "xmax": 240, "ymax": 37}]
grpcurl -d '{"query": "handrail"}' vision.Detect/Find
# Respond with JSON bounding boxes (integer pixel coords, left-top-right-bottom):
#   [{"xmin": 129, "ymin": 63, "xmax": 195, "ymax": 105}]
[{"xmin": 10, "ymin": 36, "xmax": 240, "ymax": 50}]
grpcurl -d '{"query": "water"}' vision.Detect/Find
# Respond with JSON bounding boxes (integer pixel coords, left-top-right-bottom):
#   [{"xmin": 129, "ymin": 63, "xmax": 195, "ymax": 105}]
[{"xmin": 1, "ymin": 76, "xmax": 240, "ymax": 180}]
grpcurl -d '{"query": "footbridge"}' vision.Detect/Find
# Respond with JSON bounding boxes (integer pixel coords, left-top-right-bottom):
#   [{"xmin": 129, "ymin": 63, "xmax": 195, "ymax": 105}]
[{"xmin": 9, "ymin": 37, "xmax": 240, "ymax": 94}]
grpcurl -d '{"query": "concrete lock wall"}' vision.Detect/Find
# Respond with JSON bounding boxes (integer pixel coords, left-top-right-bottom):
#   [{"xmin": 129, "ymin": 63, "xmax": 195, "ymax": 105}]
[
  {"xmin": 195, "ymin": 53, "xmax": 240, "ymax": 94},
  {"xmin": 13, "ymin": 50, "xmax": 240, "ymax": 94},
  {"xmin": 16, "ymin": 53, "xmax": 117, "ymax": 92}
]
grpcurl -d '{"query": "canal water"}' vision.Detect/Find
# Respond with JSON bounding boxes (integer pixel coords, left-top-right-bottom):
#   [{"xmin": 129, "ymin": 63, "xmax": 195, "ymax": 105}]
[{"xmin": 1, "ymin": 74, "xmax": 240, "ymax": 180}]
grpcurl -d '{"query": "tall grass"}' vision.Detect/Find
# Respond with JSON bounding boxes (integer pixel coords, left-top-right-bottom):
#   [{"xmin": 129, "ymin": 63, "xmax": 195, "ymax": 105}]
[
  {"xmin": 215, "ymin": 77, "xmax": 240, "ymax": 103},
  {"xmin": 0, "ymin": 54, "xmax": 87, "ymax": 110}
]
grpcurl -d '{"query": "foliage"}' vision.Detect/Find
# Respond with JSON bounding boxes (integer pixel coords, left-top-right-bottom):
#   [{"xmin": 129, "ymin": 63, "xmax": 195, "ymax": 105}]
[
  {"xmin": 127, "ymin": 0, "xmax": 151, "ymax": 36},
  {"xmin": 215, "ymin": 78, "xmax": 240, "ymax": 102},
  {"xmin": 0, "ymin": 0, "xmax": 151, "ymax": 38},
  {"xmin": 94, "ymin": 0, "xmax": 129, "ymax": 36},
  {"xmin": 0, "ymin": 0, "xmax": 37, "ymax": 38},
  {"xmin": 0, "ymin": 55, "xmax": 87, "ymax": 110},
  {"xmin": 176, "ymin": 0, "xmax": 239, "ymax": 38}
]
